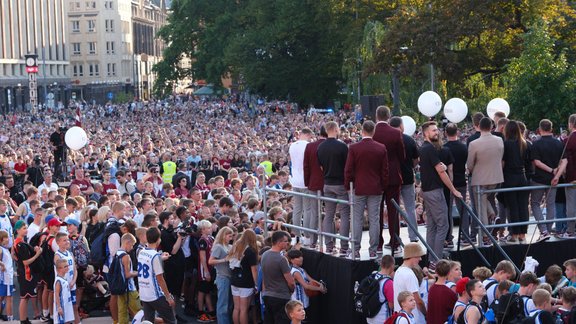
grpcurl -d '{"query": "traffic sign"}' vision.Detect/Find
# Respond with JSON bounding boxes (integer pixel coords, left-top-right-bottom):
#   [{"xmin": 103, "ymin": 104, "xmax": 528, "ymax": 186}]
[{"xmin": 107, "ymin": 92, "xmax": 114, "ymax": 100}]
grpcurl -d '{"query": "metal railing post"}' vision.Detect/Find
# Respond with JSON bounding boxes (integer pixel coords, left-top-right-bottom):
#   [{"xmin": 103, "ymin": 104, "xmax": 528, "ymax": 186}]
[
  {"xmin": 317, "ymin": 190, "xmax": 323, "ymax": 253},
  {"xmin": 349, "ymin": 182, "xmax": 356, "ymax": 260},
  {"xmin": 476, "ymin": 185, "xmax": 483, "ymax": 246}
]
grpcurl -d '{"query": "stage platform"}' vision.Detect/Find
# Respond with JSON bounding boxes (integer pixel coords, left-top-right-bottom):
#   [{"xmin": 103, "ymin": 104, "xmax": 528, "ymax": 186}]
[{"xmin": 300, "ymin": 223, "xmax": 575, "ymax": 324}]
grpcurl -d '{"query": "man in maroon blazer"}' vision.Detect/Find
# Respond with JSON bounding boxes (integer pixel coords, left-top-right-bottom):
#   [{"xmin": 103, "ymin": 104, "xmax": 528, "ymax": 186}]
[
  {"xmin": 373, "ymin": 105, "xmax": 405, "ymax": 254},
  {"xmin": 345, "ymin": 120, "xmax": 389, "ymax": 259},
  {"xmin": 303, "ymin": 126, "xmax": 327, "ymax": 248}
]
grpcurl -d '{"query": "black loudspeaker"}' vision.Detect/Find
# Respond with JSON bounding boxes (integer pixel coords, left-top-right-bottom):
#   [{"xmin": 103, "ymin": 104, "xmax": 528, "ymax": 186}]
[{"xmin": 360, "ymin": 95, "xmax": 386, "ymax": 121}]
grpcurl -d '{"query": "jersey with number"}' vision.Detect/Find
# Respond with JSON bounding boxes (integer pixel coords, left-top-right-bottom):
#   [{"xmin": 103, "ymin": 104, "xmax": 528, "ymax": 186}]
[
  {"xmin": 53, "ymin": 276, "xmax": 74, "ymax": 324},
  {"xmin": 0, "ymin": 215, "xmax": 13, "ymax": 248},
  {"xmin": 0, "ymin": 246, "xmax": 13, "ymax": 286},
  {"xmin": 137, "ymin": 247, "xmax": 164, "ymax": 302},
  {"xmin": 55, "ymin": 250, "xmax": 75, "ymax": 288}
]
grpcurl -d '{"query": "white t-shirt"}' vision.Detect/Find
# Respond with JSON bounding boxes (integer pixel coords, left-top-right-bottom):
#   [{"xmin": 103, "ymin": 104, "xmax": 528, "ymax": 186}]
[
  {"xmin": 137, "ymin": 247, "xmax": 164, "ymax": 302},
  {"xmin": 288, "ymin": 140, "xmax": 308, "ymax": 188},
  {"xmin": 0, "ymin": 246, "xmax": 13, "ymax": 286},
  {"xmin": 0, "ymin": 215, "xmax": 13, "ymax": 248},
  {"xmin": 393, "ymin": 266, "xmax": 425, "ymax": 324},
  {"xmin": 38, "ymin": 182, "xmax": 59, "ymax": 193},
  {"xmin": 27, "ymin": 223, "xmax": 41, "ymax": 244}
]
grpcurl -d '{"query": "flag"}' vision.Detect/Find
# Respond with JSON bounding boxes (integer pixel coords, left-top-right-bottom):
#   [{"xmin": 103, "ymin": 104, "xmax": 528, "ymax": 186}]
[{"xmin": 75, "ymin": 107, "xmax": 81, "ymax": 127}]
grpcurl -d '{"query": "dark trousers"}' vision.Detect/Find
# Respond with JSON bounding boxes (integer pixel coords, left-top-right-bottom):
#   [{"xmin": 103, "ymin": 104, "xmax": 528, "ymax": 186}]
[
  {"xmin": 263, "ymin": 296, "xmax": 290, "ymax": 324},
  {"xmin": 379, "ymin": 185, "xmax": 401, "ymax": 249},
  {"xmin": 142, "ymin": 296, "xmax": 176, "ymax": 324}
]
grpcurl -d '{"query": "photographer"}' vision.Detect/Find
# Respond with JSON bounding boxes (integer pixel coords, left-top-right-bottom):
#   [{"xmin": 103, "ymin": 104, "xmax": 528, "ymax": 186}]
[
  {"xmin": 158, "ymin": 211, "xmax": 185, "ymax": 298},
  {"xmin": 25, "ymin": 156, "xmax": 45, "ymax": 188}
]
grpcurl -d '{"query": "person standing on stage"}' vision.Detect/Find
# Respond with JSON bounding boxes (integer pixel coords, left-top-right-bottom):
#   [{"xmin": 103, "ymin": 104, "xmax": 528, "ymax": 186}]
[
  {"xmin": 390, "ymin": 117, "xmax": 419, "ymax": 243},
  {"xmin": 373, "ymin": 106, "xmax": 405, "ymax": 254},
  {"xmin": 344, "ymin": 121, "xmax": 389, "ymax": 259},
  {"xmin": 302, "ymin": 126, "xmax": 327, "ymax": 249},
  {"xmin": 552, "ymin": 114, "xmax": 576, "ymax": 238},
  {"xmin": 317, "ymin": 122, "xmax": 350, "ymax": 256},
  {"xmin": 50, "ymin": 123, "xmax": 65, "ymax": 181},
  {"xmin": 466, "ymin": 117, "xmax": 504, "ymax": 245},
  {"xmin": 419, "ymin": 121, "xmax": 462, "ymax": 270},
  {"xmin": 288, "ymin": 128, "xmax": 313, "ymax": 239},
  {"xmin": 443, "ymin": 124, "xmax": 469, "ymax": 246}
]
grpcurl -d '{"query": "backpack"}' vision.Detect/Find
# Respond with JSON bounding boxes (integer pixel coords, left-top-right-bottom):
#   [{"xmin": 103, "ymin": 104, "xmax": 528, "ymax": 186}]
[
  {"xmin": 353, "ymin": 273, "xmax": 391, "ymax": 318},
  {"xmin": 481, "ymin": 279, "xmax": 499, "ymax": 310},
  {"xmin": 69, "ymin": 235, "xmax": 89, "ymax": 269},
  {"xmin": 520, "ymin": 310, "xmax": 542, "ymax": 324},
  {"xmin": 108, "ymin": 252, "xmax": 128, "ymax": 295},
  {"xmin": 495, "ymin": 293, "xmax": 526, "ymax": 324},
  {"xmin": 89, "ymin": 221, "xmax": 122, "ymax": 269},
  {"xmin": 384, "ymin": 311, "xmax": 408, "ymax": 324},
  {"xmin": 456, "ymin": 301, "xmax": 484, "ymax": 324},
  {"xmin": 27, "ymin": 232, "xmax": 52, "ymax": 275}
]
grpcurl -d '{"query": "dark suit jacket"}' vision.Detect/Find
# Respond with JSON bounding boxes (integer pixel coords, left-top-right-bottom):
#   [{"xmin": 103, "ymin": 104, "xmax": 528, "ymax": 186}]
[
  {"xmin": 344, "ymin": 138, "xmax": 389, "ymax": 195},
  {"xmin": 303, "ymin": 138, "xmax": 325, "ymax": 191},
  {"xmin": 373, "ymin": 122, "xmax": 405, "ymax": 186}
]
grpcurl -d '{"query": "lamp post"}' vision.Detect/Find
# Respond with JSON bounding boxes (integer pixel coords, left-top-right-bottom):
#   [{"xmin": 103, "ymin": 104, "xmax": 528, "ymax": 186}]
[{"xmin": 16, "ymin": 83, "xmax": 22, "ymax": 111}]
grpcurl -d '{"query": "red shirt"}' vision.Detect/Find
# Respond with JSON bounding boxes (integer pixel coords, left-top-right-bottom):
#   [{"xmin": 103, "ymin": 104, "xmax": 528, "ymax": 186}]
[
  {"xmin": 71, "ymin": 178, "xmax": 92, "ymax": 193},
  {"xmin": 427, "ymin": 283, "xmax": 458, "ymax": 324},
  {"xmin": 563, "ymin": 132, "xmax": 576, "ymax": 182},
  {"xmin": 14, "ymin": 163, "xmax": 27, "ymax": 173},
  {"xmin": 102, "ymin": 183, "xmax": 117, "ymax": 194}
]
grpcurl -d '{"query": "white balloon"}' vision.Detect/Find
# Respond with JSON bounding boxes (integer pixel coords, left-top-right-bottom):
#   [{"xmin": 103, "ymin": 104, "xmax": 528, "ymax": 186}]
[
  {"xmin": 444, "ymin": 98, "xmax": 468, "ymax": 123},
  {"xmin": 417, "ymin": 91, "xmax": 442, "ymax": 117},
  {"xmin": 401, "ymin": 116, "xmax": 417, "ymax": 136},
  {"xmin": 65, "ymin": 126, "xmax": 88, "ymax": 151},
  {"xmin": 486, "ymin": 98, "xmax": 510, "ymax": 119}
]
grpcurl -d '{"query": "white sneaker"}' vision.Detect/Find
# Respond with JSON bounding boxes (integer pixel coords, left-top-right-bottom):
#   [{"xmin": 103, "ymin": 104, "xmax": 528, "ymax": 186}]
[{"xmin": 302, "ymin": 237, "xmax": 310, "ymax": 246}]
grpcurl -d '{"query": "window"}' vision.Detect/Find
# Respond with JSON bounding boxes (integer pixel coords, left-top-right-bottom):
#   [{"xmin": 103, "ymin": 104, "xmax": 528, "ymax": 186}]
[
  {"xmin": 107, "ymin": 63, "xmax": 116, "ymax": 76},
  {"xmin": 106, "ymin": 41, "xmax": 115, "ymax": 54},
  {"xmin": 73, "ymin": 64, "xmax": 84, "ymax": 77},
  {"xmin": 85, "ymin": 1, "xmax": 95, "ymax": 9},
  {"xmin": 87, "ymin": 20, "xmax": 96, "ymax": 32},
  {"xmin": 88, "ymin": 42, "xmax": 96, "ymax": 54},
  {"xmin": 88, "ymin": 63, "xmax": 99, "ymax": 76},
  {"xmin": 72, "ymin": 43, "xmax": 81, "ymax": 55},
  {"xmin": 104, "ymin": 1, "xmax": 113, "ymax": 9},
  {"xmin": 71, "ymin": 20, "xmax": 80, "ymax": 32},
  {"xmin": 105, "ymin": 19, "xmax": 114, "ymax": 32}
]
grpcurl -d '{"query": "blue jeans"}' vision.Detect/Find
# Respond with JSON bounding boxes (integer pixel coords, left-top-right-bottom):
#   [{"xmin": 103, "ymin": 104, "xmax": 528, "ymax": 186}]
[
  {"xmin": 555, "ymin": 202, "xmax": 567, "ymax": 234},
  {"xmin": 215, "ymin": 275, "xmax": 232, "ymax": 324}
]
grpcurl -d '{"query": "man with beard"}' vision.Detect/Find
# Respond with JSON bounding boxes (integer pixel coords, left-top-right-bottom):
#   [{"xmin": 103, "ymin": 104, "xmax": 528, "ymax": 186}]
[{"xmin": 418, "ymin": 121, "xmax": 462, "ymax": 271}]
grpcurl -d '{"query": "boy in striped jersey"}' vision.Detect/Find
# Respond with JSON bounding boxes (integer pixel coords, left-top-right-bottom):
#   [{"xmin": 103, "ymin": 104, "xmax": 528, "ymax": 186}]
[{"xmin": 54, "ymin": 232, "xmax": 79, "ymax": 324}]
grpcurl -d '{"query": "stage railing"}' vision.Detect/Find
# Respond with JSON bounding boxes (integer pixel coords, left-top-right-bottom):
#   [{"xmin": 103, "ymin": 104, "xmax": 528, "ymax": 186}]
[{"xmin": 262, "ymin": 183, "xmax": 357, "ymax": 260}]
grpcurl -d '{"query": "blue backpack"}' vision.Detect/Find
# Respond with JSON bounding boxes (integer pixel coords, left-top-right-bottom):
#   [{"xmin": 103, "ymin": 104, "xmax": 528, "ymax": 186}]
[{"xmin": 108, "ymin": 252, "xmax": 128, "ymax": 295}]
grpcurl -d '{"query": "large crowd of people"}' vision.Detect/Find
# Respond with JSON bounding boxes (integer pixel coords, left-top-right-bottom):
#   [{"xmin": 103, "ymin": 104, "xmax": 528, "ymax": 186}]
[{"xmin": 0, "ymin": 97, "xmax": 575, "ymax": 324}]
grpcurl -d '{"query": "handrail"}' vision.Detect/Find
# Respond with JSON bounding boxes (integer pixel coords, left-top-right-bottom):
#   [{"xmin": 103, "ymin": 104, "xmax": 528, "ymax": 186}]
[
  {"xmin": 458, "ymin": 197, "xmax": 522, "ymax": 274},
  {"xmin": 457, "ymin": 227, "xmax": 492, "ymax": 269},
  {"xmin": 483, "ymin": 217, "xmax": 576, "ymax": 229},
  {"xmin": 391, "ymin": 199, "xmax": 439, "ymax": 261},
  {"xmin": 262, "ymin": 182, "xmax": 357, "ymax": 260},
  {"xmin": 480, "ymin": 183, "xmax": 576, "ymax": 194}
]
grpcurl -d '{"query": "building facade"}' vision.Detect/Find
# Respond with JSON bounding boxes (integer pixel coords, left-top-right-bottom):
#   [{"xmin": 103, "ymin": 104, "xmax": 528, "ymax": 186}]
[
  {"xmin": 0, "ymin": 0, "xmax": 71, "ymax": 113},
  {"xmin": 66, "ymin": 0, "xmax": 166, "ymax": 104}
]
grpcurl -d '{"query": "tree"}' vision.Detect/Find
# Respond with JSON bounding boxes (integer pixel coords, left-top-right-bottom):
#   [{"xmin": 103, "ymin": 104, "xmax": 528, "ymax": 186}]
[{"xmin": 505, "ymin": 21, "xmax": 576, "ymax": 128}]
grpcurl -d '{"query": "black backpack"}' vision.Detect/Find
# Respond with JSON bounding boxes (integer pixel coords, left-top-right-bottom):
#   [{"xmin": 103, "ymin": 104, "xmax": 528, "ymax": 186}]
[
  {"xmin": 481, "ymin": 279, "xmax": 499, "ymax": 310},
  {"xmin": 354, "ymin": 273, "xmax": 391, "ymax": 318},
  {"xmin": 108, "ymin": 252, "xmax": 128, "ymax": 295},
  {"xmin": 89, "ymin": 221, "xmax": 122, "ymax": 269},
  {"xmin": 494, "ymin": 293, "xmax": 527, "ymax": 323}
]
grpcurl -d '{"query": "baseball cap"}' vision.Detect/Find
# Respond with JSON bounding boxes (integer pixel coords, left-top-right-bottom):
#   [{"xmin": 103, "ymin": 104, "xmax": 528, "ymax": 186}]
[
  {"xmin": 14, "ymin": 220, "xmax": 26, "ymax": 231},
  {"xmin": 47, "ymin": 218, "xmax": 65, "ymax": 228},
  {"xmin": 66, "ymin": 218, "xmax": 80, "ymax": 227},
  {"xmin": 455, "ymin": 277, "xmax": 470, "ymax": 295}
]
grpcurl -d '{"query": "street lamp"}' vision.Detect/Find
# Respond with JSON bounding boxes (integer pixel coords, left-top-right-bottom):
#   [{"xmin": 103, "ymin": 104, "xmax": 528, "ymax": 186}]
[{"xmin": 16, "ymin": 83, "xmax": 22, "ymax": 111}]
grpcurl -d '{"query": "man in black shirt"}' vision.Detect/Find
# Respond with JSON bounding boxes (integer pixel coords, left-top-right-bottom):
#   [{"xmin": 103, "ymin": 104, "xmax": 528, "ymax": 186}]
[
  {"xmin": 419, "ymin": 121, "xmax": 462, "ymax": 270},
  {"xmin": 390, "ymin": 117, "xmax": 420, "ymax": 242},
  {"xmin": 444, "ymin": 124, "xmax": 470, "ymax": 246},
  {"xmin": 317, "ymin": 121, "xmax": 351, "ymax": 256},
  {"xmin": 530, "ymin": 119, "xmax": 564, "ymax": 241},
  {"xmin": 50, "ymin": 122, "xmax": 65, "ymax": 181}
]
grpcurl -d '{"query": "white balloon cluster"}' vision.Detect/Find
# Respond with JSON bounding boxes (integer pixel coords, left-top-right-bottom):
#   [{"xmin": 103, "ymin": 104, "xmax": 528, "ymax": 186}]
[
  {"xmin": 65, "ymin": 126, "xmax": 89, "ymax": 150},
  {"xmin": 417, "ymin": 91, "xmax": 510, "ymax": 123}
]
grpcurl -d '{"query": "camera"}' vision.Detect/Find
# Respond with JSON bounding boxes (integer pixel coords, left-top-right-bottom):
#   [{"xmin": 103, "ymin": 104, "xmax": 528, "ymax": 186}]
[{"xmin": 177, "ymin": 219, "xmax": 197, "ymax": 237}]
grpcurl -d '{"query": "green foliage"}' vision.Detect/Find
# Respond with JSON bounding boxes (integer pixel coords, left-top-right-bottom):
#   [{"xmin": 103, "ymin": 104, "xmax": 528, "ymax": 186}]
[
  {"xmin": 505, "ymin": 21, "xmax": 576, "ymax": 129},
  {"xmin": 113, "ymin": 91, "xmax": 134, "ymax": 104}
]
